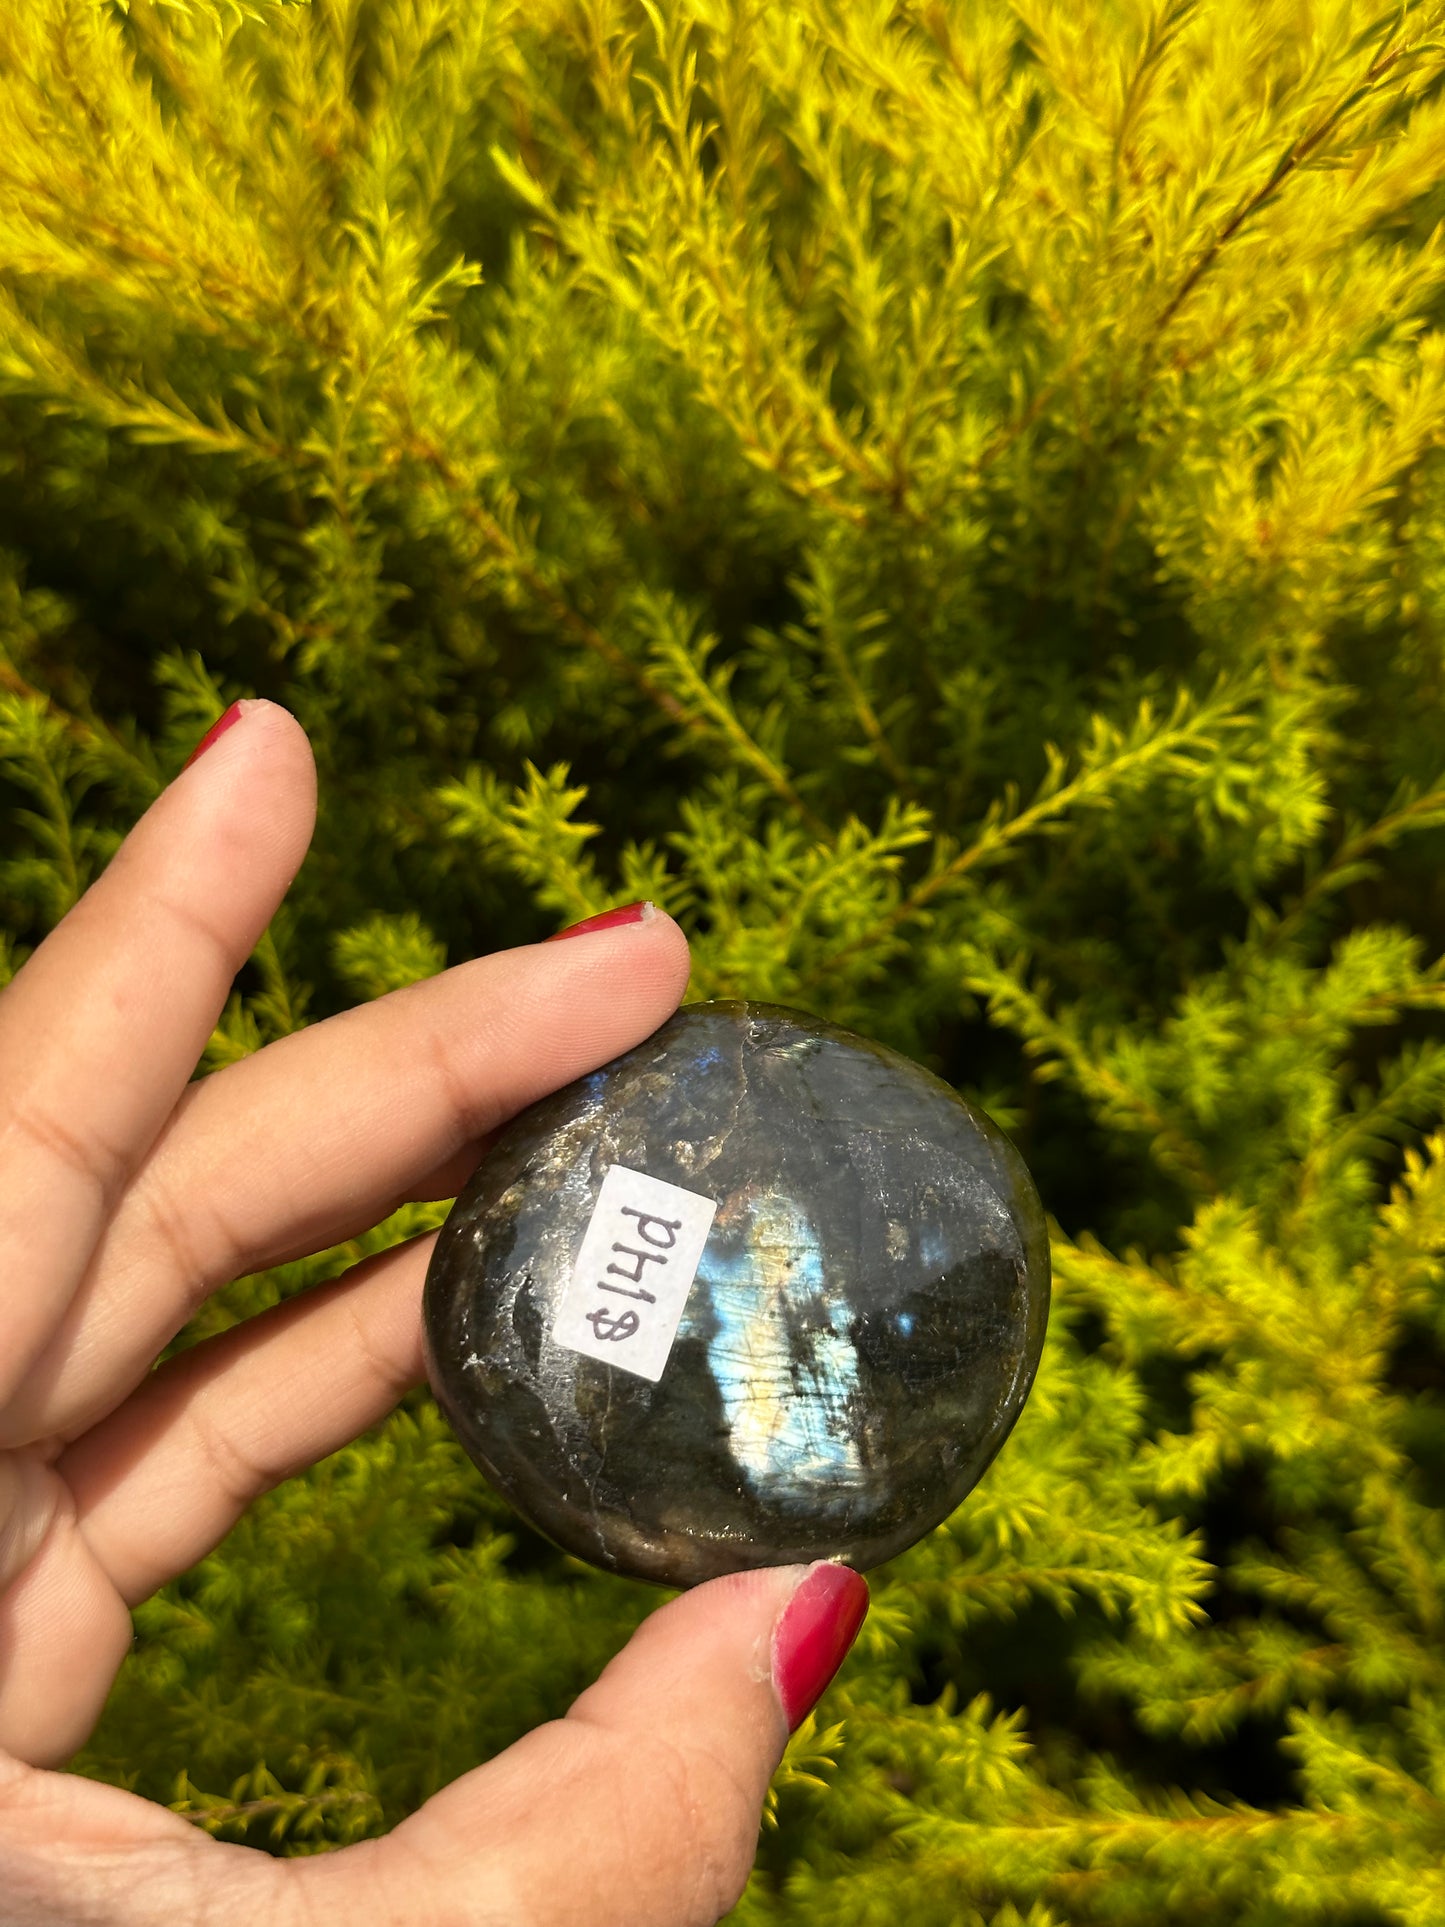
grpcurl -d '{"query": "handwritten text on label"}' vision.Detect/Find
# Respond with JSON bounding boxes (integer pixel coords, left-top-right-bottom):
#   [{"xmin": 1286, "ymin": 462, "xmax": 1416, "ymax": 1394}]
[{"xmin": 551, "ymin": 1164, "xmax": 718, "ymax": 1382}]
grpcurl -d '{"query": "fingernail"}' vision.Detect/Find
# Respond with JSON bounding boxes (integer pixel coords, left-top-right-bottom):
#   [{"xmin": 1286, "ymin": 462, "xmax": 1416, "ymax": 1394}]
[
  {"xmin": 772, "ymin": 1562, "xmax": 869, "ymax": 1731},
  {"xmin": 545, "ymin": 901, "xmax": 655, "ymax": 942},
  {"xmin": 182, "ymin": 701, "xmax": 246, "ymax": 770}
]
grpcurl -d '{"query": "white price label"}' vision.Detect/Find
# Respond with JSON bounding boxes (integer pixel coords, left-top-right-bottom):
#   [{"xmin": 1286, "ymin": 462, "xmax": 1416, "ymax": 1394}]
[{"xmin": 550, "ymin": 1164, "xmax": 718, "ymax": 1382}]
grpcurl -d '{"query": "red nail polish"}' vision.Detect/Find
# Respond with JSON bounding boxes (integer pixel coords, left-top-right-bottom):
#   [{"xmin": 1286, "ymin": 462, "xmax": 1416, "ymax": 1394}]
[
  {"xmin": 182, "ymin": 702, "xmax": 245, "ymax": 769},
  {"xmin": 545, "ymin": 902, "xmax": 654, "ymax": 942},
  {"xmin": 772, "ymin": 1563, "xmax": 869, "ymax": 1731}
]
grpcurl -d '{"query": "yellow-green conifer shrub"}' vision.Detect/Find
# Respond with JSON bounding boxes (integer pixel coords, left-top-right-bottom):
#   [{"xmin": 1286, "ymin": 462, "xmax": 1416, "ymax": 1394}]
[{"xmin": 4, "ymin": 0, "xmax": 1445, "ymax": 1917}]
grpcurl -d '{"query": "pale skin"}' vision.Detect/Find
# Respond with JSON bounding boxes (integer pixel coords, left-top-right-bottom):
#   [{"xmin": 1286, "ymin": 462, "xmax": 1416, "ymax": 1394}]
[{"xmin": 0, "ymin": 700, "xmax": 822, "ymax": 1926}]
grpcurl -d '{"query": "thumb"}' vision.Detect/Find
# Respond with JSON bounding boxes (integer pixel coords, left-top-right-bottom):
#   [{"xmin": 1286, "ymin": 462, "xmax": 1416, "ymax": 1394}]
[{"xmin": 287, "ymin": 1562, "xmax": 868, "ymax": 1927}]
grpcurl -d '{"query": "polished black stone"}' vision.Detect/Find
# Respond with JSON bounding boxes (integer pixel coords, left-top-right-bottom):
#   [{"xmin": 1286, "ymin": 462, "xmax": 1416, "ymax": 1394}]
[{"xmin": 423, "ymin": 1001, "xmax": 1049, "ymax": 1587}]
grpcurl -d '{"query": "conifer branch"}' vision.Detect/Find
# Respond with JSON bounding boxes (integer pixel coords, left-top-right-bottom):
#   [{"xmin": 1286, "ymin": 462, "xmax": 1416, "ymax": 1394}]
[
  {"xmin": 810, "ymin": 601, "xmax": 916, "ymax": 797},
  {"xmin": 771, "ymin": 801, "xmax": 931, "ymax": 955},
  {"xmin": 412, "ymin": 445, "xmax": 709, "ymax": 737},
  {"xmin": 1150, "ymin": 7, "xmax": 1445, "ymax": 347},
  {"xmin": 903, "ymin": 1803, "xmax": 1365, "ymax": 1864},
  {"xmin": 675, "ymin": 683, "xmax": 826, "ymax": 835},
  {"xmin": 804, "ymin": 689, "xmax": 1238, "ymax": 989},
  {"xmin": 1306, "ymin": 1040, "xmax": 1445, "ymax": 1180},
  {"xmin": 1270, "ymin": 782, "xmax": 1445, "ymax": 947},
  {"xmin": 1106, "ymin": 2, "xmax": 1202, "ymax": 225},
  {"xmin": 174, "ymin": 1783, "xmax": 383, "ymax": 1840},
  {"xmin": 0, "ymin": 654, "xmax": 158, "ymax": 797},
  {"xmin": 631, "ymin": 589, "xmax": 831, "ymax": 834},
  {"xmin": 903, "ymin": 1561, "xmax": 1205, "ymax": 1616}
]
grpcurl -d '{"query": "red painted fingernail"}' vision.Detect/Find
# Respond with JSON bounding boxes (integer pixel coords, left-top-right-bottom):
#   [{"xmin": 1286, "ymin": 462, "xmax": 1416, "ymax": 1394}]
[
  {"xmin": 182, "ymin": 702, "xmax": 245, "ymax": 769},
  {"xmin": 545, "ymin": 901, "xmax": 655, "ymax": 942},
  {"xmin": 772, "ymin": 1563, "xmax": 869, "ymax": 1731}
]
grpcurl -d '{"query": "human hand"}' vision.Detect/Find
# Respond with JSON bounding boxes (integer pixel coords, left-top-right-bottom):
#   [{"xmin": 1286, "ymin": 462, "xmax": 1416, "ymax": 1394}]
[{"xmin": 0, "ymin": 701, "xmax": 868, "ymax": 1925}]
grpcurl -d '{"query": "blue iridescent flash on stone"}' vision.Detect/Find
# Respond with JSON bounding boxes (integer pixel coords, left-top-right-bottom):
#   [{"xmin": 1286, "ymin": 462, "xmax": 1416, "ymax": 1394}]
[{"xmin": 423, "ymin": 1001, "xmax": 1050, "ymax": 1587}]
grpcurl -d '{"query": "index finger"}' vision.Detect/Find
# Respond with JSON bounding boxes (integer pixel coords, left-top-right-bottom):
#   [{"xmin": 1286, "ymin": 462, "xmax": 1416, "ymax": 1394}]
[{"xmin": 0, "ymin": 701, "xmax": 315, "ymax": 1405}]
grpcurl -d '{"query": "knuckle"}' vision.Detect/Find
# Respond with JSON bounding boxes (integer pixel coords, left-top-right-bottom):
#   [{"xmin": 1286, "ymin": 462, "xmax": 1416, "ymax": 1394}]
[
  {"xmin": 134, "ymin": 1164, "xmax": 225, "ymax": 1308},
  {"xmin": 2, "ymin": 1099, "xmax": 122, "ymax": 1206},
  {"xmin": 134, "ymin": 878, "xmax": 239, "ymax": 978},
  {"xmin": 184, "ymin": 1399, "xmax": 272, "ymax": 1510},
  {"xmin": 340, "ymin": 1281, "xmax": 418, "ymax": 1408},
  {"xmin": 667, "ymin": 1739, "xmax": 761, "ymax": 1921},
  {"xmin": 562, "ymin": 1718, "xmax": 762, "ymax": 1924},
  {"xmin": 0, "ymin": 1451, "xmax": 67, "ymax": 1596},
  {"xmin": 420, "ymin": 1019, "xmax": 503, "ymax": 1151}
]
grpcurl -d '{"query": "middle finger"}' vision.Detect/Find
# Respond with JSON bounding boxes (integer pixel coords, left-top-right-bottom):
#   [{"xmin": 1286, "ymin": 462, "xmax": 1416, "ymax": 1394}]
[{"xmin": 1, "ymin": 914, "xmax": 689, "ymax": 1446}]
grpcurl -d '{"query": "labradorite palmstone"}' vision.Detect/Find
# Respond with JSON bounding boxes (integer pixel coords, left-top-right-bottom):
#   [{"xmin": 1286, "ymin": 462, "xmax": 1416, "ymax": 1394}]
[{"xmin": 423, "ymin": 1001, "xmax": 1049, "ymax": 1587}]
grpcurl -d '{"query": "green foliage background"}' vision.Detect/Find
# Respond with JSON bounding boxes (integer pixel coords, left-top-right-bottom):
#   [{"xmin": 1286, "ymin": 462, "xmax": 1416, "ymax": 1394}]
[{"xmin": 5, "ymin": 0, "xmax": 1445, "ymax": 1917}]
